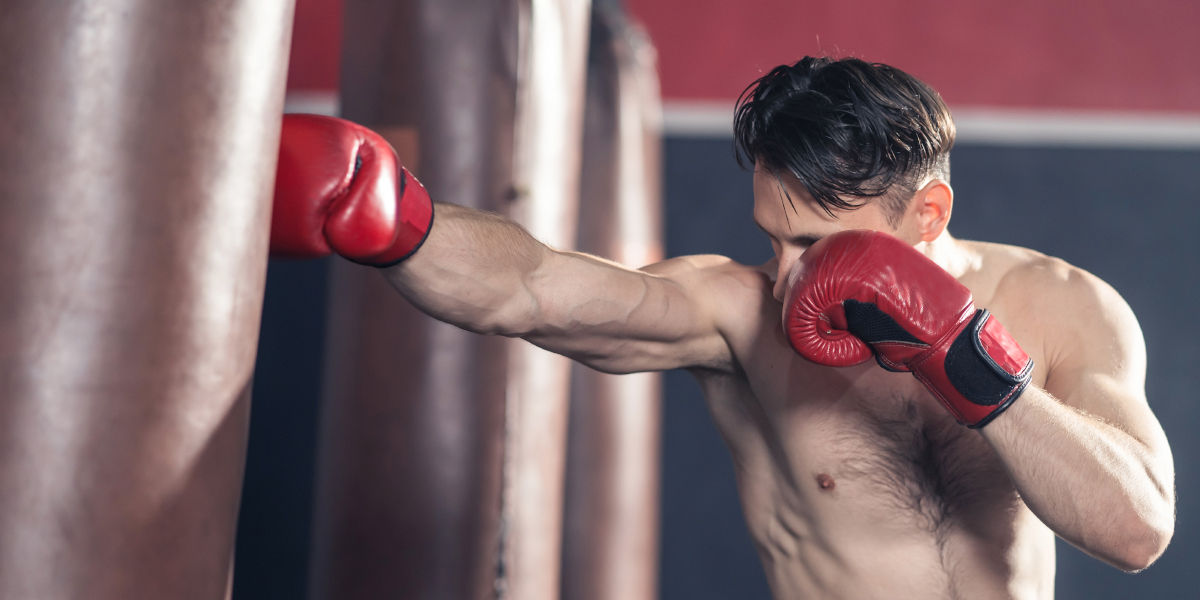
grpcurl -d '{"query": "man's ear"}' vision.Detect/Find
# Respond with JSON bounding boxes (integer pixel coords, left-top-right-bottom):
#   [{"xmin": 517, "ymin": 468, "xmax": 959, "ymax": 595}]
[{"xmin": 911, "ymin": 179, "xmax": 953, "ymax": 242}]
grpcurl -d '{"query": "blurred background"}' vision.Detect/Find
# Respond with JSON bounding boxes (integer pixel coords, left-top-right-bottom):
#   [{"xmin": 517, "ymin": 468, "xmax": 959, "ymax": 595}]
[{"xmin": 241, "ymin": 0, "xmax": 1200, "ymax": 598}]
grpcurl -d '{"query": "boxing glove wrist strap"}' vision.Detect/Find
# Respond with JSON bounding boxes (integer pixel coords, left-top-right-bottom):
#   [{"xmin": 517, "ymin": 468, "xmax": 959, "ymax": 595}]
[
  {"xmin": 376, "ymin": 166, "xmax": 434, "ymax": 266},
  {"xmin": 910, "ymin": 309, "xmax": 1033, "ymax": 428},
  {"xmin": 349, "ymin": 166, "xmax": 435, "ymax": 268}
]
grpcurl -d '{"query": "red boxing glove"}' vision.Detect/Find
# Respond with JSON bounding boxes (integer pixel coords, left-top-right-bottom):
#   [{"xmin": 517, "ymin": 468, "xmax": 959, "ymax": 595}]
[
  {"xmin": 271, "ymin": 114, "xmax": 433, "ymax": 266},
  {"xmin": 783, "ymin": 230, "xmax": 1033, "ymax": 428}
]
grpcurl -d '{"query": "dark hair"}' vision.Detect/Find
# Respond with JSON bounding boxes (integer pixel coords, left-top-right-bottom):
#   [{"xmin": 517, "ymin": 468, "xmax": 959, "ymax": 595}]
[{"xmin": 733, "ymin": 57, "xmax": 955, "ymax": 224}]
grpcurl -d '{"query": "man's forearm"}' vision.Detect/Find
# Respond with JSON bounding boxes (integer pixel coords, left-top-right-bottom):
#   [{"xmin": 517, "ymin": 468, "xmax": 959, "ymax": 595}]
[
  {"xmin": 382, "ymin": 202, "xmax": 548, "ymax": 336},
  {"xmin": 979, "ymin": 387, "xmax": 1175, "ymax": 571}
]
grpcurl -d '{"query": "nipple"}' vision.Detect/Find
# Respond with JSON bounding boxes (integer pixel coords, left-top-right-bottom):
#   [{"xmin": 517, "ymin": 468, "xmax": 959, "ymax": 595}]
[{"xmin": 815, "ymin": 473, "xmax": 836, "ymax": 491}]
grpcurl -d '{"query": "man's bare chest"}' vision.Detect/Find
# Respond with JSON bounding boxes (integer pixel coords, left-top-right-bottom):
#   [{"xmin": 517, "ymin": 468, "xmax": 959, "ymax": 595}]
[{"xmin": 701, "ymin": 336, "xmax": 1023, "ymax": 536}]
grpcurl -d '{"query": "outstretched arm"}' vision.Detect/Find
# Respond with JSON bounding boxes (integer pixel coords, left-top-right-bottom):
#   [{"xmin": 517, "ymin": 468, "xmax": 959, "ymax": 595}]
[
  {"xmin": 271, "ymin": 114, "xmax": 735, "ymax": 375},
  {"xmin": 383, "ymin": 203, "xmax": 734, "ymax": 374}
]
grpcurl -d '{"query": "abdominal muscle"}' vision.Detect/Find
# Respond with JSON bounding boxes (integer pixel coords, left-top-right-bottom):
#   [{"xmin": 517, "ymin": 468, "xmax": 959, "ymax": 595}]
[{"xmin": 736, "ymin": 470, "xmax": 1053, "ymax": 600}]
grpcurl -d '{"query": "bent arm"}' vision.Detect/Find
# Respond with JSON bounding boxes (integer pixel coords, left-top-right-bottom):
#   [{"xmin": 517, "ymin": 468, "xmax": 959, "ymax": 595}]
[
  {"xmin": 381, "ymin": 202, "xmax": 734, "ymax": 373},
  {"xmin": 980, "ymin": 268, "xmax": 1174, "ymax": 572}
]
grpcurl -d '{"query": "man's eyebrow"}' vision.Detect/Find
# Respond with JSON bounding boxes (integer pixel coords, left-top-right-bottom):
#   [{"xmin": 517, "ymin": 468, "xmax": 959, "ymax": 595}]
[
  {"xmin": 753, "ymin": 221, "xmax": 821, "ymax": 247},
  {"xmin": 787, "ymin": 234, "xmax": 822, "ymax": 247}
]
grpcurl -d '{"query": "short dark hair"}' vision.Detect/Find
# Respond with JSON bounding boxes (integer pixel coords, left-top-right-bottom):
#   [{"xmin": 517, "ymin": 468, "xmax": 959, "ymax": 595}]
[{"xmin": 733, "ymin": 57, "xmax": 955, "ymax": 225}]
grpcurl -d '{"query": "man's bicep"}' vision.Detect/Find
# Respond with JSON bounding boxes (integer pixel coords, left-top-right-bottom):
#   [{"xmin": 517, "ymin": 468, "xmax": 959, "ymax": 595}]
[{"xmin": 520, "ymin": 253, "xmax": 735, "ymax": 374}]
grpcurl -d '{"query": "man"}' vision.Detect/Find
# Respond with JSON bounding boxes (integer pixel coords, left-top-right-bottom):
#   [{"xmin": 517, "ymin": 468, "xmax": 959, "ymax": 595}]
[{"xmin": 272, "ymin": 57, "xmax": 1175, "ymax": 598}]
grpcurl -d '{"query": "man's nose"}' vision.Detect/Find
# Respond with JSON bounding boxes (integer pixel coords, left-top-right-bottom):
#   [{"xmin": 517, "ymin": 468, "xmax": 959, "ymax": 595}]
[{"xmin": 772, "ymin": 258, "xmax": 796, "ymax": 302}]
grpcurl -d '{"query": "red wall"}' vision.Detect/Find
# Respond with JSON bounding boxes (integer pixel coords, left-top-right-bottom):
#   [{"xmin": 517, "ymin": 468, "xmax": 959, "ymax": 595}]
[
  {"xmin": 288, "ymin": 0, "xmax": 1200, "ymax": 112},
  {"xmin": 625, "ymin": 0, "xmax": 1200, "ymax": 112},
  {"xmin": 286, "ymin": 0, "xmax": 342, "ymax": 91}
]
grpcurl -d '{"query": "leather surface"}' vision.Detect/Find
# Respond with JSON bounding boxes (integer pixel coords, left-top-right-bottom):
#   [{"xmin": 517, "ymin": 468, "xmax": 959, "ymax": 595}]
[{"xmin": 0, "ymin": 1, "xmax": 292, "ymax": 597}]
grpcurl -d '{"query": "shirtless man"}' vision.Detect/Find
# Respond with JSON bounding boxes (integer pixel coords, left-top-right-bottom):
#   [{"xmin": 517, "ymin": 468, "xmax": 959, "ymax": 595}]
[{"xmin": 271, "ymin": 57, "xmax": 1175, "ymax": 598}]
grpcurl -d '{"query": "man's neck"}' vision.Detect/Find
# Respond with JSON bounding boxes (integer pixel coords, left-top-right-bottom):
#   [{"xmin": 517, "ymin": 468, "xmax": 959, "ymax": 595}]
[{"xmin": 918, "ymin": 231, "xmax": 978, "ymax": 280}]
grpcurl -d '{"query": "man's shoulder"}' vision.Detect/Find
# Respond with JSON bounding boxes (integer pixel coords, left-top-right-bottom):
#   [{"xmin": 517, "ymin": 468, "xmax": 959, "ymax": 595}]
[
  {"xmin": 644, "ymin": 254, "xmax": 779, "ymax": 367},
  {"xmin": 962, "ymin": 239, "xmax": 1118, "ymax": 307},
  {"xmin": 964, "ymin": 239, "xmax": 1143, "ymax": 371},
  {"xmin": 644, "ymin": 254, "xmax": 773, "ymax": 295}
]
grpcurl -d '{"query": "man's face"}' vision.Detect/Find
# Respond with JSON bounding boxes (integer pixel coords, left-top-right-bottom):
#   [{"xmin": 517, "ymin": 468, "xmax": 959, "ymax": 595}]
[{"xmin": 752, "ymin": 168, "xmax": 919, "ymax": 302}]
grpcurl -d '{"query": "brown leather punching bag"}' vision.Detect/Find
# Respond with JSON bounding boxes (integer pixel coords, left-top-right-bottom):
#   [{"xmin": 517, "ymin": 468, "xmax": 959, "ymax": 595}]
[
  {"xmin": 0, "ymin": 1, "xmax": 294, "ymax": 598},
  {"xmin": 309, "ymin": 1, "xmax": 513, "ymax": 598},
  {"xmin": 562, "ymin": 5, "xmax": 666, "ymax": 600},
  {"xmin": 503, "ymin": 0, "xmax": 593, "ymax": 598},
  {"xmin": 309, "ymin": 1, "xmax": 588, "ymax": 598}
]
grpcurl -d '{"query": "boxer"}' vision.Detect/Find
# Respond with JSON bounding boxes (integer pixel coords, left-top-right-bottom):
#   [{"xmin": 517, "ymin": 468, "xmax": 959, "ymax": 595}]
[{"xmin": 272, "ymin": 57, "xmax": 1174, "ymax": 598}]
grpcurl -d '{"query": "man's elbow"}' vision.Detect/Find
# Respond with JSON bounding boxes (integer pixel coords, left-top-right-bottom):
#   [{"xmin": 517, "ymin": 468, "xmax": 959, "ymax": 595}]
[{"xmin": 1108, "ymin": 510, "xmax": 1174, "ymax": 573}]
